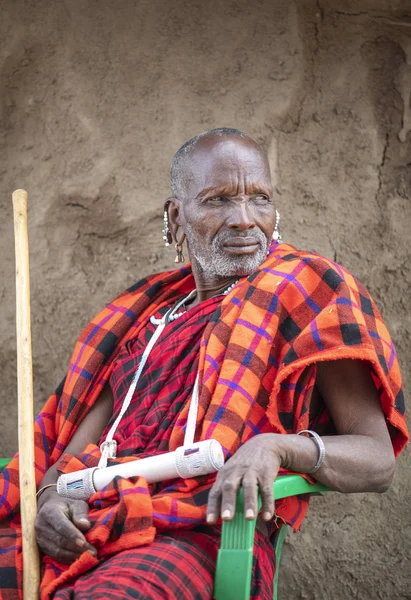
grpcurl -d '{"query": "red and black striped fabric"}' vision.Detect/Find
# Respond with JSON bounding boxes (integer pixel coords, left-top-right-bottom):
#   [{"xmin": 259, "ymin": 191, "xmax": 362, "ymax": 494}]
[{"xmin": 52, "ymin": 525, "xmax": 275, "ymax": 600}]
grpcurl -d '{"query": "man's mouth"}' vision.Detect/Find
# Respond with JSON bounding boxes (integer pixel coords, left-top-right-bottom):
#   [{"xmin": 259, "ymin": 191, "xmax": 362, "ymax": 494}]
[{"xmin": 222, "ymin": 237, "xmax": 260, "ymax": 253}]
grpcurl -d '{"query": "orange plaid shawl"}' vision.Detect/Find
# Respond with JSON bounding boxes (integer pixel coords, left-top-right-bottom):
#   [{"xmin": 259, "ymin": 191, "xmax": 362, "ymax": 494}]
[{"xmin": 0, "ymin": 242, "xmax": 408, "ymax": 598}]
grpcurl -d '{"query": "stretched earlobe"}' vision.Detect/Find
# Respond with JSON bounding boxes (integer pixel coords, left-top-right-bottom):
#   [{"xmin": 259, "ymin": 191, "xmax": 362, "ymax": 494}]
[
  {"xmin": 162, "ymin": 198, "xmax": 186, "ymax": 263},
  {"xmin": 174, "ymin": 231, "xmax": 186, "ymax": 263}
]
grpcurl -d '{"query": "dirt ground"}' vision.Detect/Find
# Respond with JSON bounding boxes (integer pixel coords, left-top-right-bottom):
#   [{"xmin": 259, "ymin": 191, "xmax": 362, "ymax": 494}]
[{"xmin": 1, "ymin": 0, "xmax": 410, "ymax": 598}]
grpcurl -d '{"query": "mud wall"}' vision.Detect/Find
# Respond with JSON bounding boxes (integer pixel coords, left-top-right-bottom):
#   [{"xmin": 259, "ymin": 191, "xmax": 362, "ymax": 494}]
[{"xmin": 1, "ymin": 1, "xmax": 410, "ymax": 597}]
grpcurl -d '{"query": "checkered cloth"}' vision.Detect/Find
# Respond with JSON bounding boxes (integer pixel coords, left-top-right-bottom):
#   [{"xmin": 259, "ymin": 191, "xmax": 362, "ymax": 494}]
[
  {"xmin": 52, "ymin": 525, "xmax": 275, "ymax": 600},
  {"xmin": 0, "ymin": 241, "xmax": 408, "ymax": 599}
]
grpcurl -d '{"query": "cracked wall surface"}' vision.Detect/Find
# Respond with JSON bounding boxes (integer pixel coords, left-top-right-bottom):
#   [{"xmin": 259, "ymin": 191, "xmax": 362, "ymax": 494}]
[{"xmin": 0, "ymin": 0, "xmax": 410, "ymax": 597}]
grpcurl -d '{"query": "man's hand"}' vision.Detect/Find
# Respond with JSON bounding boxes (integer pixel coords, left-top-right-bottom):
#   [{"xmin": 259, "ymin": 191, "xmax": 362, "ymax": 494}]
[
  {"xmin": 206, "ymin": 433, "xmax": 281, "ymax": 524},
  {"xmin": 35, "ymin": 490, "xmax": 97, "ymax": 563}
]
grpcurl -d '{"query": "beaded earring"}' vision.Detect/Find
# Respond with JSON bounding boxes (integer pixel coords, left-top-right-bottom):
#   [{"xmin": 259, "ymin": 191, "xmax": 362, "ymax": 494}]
[
  {"xmin": 272, "ymin": 209, "xmax": 282, "ymax": 242},
  {"xmin": 162, "ymin": 210, "xmax": 172, "ymax": 247}
]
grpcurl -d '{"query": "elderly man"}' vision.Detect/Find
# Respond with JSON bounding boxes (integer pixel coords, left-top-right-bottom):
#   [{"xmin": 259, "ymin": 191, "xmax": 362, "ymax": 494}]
[{"xmin": 0, "ymin": 128, "xmax": 408, "ymax": 599}]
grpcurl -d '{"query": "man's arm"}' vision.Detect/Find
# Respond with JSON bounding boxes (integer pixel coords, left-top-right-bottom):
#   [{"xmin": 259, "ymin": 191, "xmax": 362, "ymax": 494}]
[
  {"xmin": 35, "ymin": 384, "xmax": 113, "ymax": 563},
  {"xmin": 291, "ymin": 359, "xmax": 395, "ymax": 492},
  {"xmin": 207, "ymin": 359, "xmax": 396, "ymax": 523}
]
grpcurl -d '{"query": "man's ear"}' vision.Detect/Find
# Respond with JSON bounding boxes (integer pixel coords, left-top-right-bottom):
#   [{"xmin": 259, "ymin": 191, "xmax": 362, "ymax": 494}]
[{"xmin": 164, "ymin": 197, "xmax": 185, "ymax": 241}]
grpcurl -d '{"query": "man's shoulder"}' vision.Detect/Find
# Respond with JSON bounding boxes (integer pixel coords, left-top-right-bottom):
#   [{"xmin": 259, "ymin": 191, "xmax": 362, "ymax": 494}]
[
  {"xmin": 269, "ymin": 242, "xmax": 345, "ymax": 277},
  {"xmin": 265, "ymin": 242, "xmax": 370, "ymax": 298}
]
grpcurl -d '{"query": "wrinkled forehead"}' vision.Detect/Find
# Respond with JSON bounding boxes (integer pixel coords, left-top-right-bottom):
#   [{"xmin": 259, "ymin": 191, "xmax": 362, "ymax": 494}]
[{"xmin": 186, "ymin": 136, "xmax": 272, "ymax": 197}]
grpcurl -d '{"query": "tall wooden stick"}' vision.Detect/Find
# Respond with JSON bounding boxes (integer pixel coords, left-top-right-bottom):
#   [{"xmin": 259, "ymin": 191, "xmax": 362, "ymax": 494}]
[{"xmin": 12, "ymin": 189, "xmax": 40, "ymax": 600}]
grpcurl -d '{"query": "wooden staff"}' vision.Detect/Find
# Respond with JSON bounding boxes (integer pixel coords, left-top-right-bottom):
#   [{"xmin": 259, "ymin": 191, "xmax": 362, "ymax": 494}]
[{"xmin": 12, "ymin": 189, "xmax": 40, "ymax": 600}]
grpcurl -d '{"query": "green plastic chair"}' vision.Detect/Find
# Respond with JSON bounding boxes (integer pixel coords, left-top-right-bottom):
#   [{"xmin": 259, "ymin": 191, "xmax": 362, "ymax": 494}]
[
  {"xmin": 0, "ymin": 460, "xmax": 328, "ymax": 599},
  {"xmin": 214, "ymin": 475, "xmax": 328, "ymax": 600},
  {"xmin": 0, "ymin": 458, "xmax": 10, "ymax": 472}
]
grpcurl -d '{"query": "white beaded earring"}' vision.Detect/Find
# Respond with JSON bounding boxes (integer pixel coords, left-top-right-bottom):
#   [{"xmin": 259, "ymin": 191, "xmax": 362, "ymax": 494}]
[
  {"xmin": 162, "ymin": 210, "xmax": 172, "ymax": 247},
  {"xmin": 272, "ymin": 209, "xmax": 282, "ymax": 242}
]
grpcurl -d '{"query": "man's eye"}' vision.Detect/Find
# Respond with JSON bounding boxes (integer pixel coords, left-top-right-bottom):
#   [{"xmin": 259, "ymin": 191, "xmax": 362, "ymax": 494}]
[
  {"xmin": 253, "ymin": 195, "xmax": 271, "ymax": 205},
  {"xmin": 206, "ymin": 196, "xmax": 225, "ymax": 203}
]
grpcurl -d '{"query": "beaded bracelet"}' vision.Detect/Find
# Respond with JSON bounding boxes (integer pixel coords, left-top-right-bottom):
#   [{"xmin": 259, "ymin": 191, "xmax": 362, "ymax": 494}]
[
  {"xmin": 297, "ymin": 429, "xmax": 326, "ymax": 474},
  {"xmin": 36, "ymin": 483, "xmax": 57, "ymax": 499}
]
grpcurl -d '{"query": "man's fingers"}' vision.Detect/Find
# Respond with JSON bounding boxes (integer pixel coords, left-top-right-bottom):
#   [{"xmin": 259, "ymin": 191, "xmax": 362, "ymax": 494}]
[
  {"xmin": 242, "ymin": 474, "xmax": 258, "ymax": 520},
  {"xmin": 44, "ymin": 505, "xmax": 95, "ymax": 554},
  {"xmin": 36, "ymin": 531, "xmax": 83, "ymax": 564},
  {"xmin": 38, "ymin": 513, "xmax": 97, "ymax": 559},
  {"xmin": 206, "ymin": 482, "xmax": 222, "ymax": 524},
  {"xmin": 207, "ymin": 471, "xmax": 242, "ymax": 523},
  {"xmin": 258, "ymin": 476, "xmax": 275, "ymax": 521},
  {"xmin": 219, "ymin": 473, "xmax": 243, "ymax": 521}
]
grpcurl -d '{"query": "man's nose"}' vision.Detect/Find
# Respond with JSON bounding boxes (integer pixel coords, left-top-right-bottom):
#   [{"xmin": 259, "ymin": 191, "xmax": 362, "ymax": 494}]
[{"xmin": 226, "ymin": 201, "xmax": 256, "ymax": 231}]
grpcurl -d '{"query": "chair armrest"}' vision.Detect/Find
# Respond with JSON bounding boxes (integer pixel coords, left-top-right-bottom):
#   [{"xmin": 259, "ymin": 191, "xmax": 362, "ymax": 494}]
[
  {"xmin": 273, "ymin": 474, "xmax": 328, "ymax": 500},
  {"xmin": 213, "ymin": 475, "xmax": 328, "ymax": 600}
]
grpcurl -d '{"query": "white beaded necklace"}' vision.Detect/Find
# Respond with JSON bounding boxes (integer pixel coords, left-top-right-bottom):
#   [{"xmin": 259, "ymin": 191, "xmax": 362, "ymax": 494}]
[{"xmin": 149, "ymin": 279, "xmax": 239, "ymax": 325}]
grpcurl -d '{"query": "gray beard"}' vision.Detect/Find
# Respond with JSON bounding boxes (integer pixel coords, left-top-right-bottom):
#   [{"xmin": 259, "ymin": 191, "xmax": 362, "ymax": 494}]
[{"xmin": 185, "ymin": 224, "xmax": 270, "ymax": 279}]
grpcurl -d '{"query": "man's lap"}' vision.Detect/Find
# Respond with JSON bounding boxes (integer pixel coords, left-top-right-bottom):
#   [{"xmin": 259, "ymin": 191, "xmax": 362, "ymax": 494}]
[{"xmin": 53, "ymin": 526, "xmax": 275, "ymax": 600}]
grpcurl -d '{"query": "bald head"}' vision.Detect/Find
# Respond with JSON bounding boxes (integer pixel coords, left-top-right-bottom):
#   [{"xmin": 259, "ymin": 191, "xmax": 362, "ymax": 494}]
[{"xmin": 170, "ymin": 128, "xmax": 269, "ymax": 200}]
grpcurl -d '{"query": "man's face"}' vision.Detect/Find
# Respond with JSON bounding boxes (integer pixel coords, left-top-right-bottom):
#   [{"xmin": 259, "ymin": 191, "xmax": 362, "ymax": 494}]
[{"xmin": 176, "ymin": 135, "xmax": 276, "ymax": 279}]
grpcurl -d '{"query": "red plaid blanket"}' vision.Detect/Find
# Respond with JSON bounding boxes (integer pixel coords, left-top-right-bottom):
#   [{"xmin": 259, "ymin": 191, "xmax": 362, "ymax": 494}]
[{"xmin": 0, "ymin": 241, "xmax": 408, "ymax": 599}]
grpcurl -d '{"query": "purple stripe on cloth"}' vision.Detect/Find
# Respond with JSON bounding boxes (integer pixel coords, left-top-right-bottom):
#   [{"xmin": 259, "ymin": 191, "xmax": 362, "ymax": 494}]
[
  {"xmin": 218, "ymin": 379, "xmax": 255, "ymax": 404},
  {"xmin": 267, "ymin": 240, "xmax": 279, "ymax": 256},
  {"xmin": 368, "ymin": 329, "xmax": 392, "ymax": 354},
  {"xmin": 292, "ymin": 279, "xmax": 321, "ymax": 314},
  {"xmin": 268, "ymin": 353, "xmax": 279, "ymax": 368},
  {"xmin": 254, "ymin": 413, "xmax": 271, "ymax": 432},
  {"xmin": 336, "ymin": 297, "xmax": 352, "ymax": 306},
  {"xmin": 204, "ymin": 377, "xmax": 255, "ymax": 439},
  {"xmin": 121, "ymin": 486, "xmax": 150, "ymax": 496},
  {"xmin": 81, "ymin": 450, "xmax": 98, "ymax": 463},
  {"xmin": 287, "ymin": 494, "xmax": 303, "ymax": 527},
  {"xmin": 333, "ymin": 261, "xmax": 346, "ymax": 280},
  {"xmin": 99, "ymin": 506, "xmax": 116, "ymax": 526},
  {"xmin": 280, "ymin": 382, "xmax": 297, "ymax": 390},
  {"xmin": 263, "ymin": 259, "xmax": 307, "ymax": 295},
  {"xmin": 152, "ymin": 512, "xmax": 201, "ymax": 525},
  {"xmin": 105, "ymin": 303, "xmax": 136, "ymax": 316},
  {"xmin": 203, "ymin": 354, "xmax": 223, "ymax": 384},
  {"xmin": 169, "ymin": 498, "xmax": 179, "ymax": 524},
  {"xmin": 80, "ymin": 368, "xmax": 93, "ymax": 382},
  {"xmin": 310, "ymin": 321, "xmax": 324, "ymax": 351},
  {"xmin": 235, "ymin": 319, "xmax": 272, "ymax": 342},
  {"xmin": 0, "ymin": 545, "xmax": 18, "ymax": 555},
  {"xmin": 49, "ymin": 563, "xmax": 61, "ymax": 578},
  {"xmin": 388, "ymin": 341, "xmax": 396, "ymax": 370},
  {"xmin": 246, "ymin": 420, "xmax": 260, "ymax": 435}
]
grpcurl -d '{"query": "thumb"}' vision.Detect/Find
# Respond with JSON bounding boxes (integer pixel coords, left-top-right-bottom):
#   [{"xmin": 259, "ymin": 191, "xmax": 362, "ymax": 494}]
[{"xmin": 70, "ymin": 500, "xmax": 91, "ymax": 531}]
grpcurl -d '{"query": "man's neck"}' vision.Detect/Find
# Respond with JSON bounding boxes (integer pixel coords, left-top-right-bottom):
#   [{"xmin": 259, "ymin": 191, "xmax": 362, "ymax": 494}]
[{"xmin": 189, "ymin": 262, "xmax": 240, "ymax": 306}]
